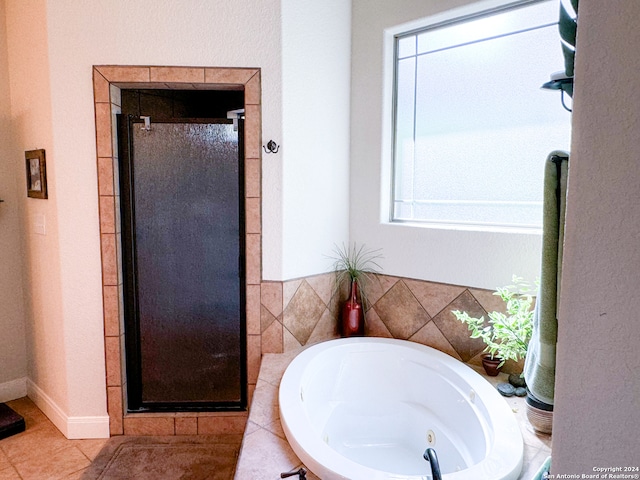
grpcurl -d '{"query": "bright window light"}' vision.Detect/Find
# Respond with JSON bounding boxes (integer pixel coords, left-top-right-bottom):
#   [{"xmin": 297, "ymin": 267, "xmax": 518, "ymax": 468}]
[{"xmin": 391, "ymin": 0, "xmax": 571, "ymax": 229}]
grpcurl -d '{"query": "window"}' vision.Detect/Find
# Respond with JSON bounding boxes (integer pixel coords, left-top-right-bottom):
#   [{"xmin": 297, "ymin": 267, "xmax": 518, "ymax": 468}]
[{"xmin": 391, "ymin": 0, "xmax": 571, "ymax": 229}]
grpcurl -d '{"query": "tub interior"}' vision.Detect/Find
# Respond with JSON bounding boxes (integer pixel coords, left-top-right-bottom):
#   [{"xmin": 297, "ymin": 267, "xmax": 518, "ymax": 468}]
[{"xmin": 298, "ymin": 344, "xmax": 492, "ymax": 476}]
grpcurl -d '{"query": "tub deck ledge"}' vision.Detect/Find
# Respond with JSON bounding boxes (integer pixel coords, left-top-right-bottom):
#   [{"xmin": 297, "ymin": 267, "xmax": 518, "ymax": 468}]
[{"xmin": 233, "ymin": 346, "xmax": 551, "ymax": 480}]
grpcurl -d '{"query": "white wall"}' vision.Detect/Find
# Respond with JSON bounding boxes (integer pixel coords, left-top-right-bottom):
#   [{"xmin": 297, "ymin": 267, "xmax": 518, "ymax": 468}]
[
  {"xmin": 43, "ymin": 0, "xmax": 285, "ymax": 281},
  {"xmin": 350, "ymin": 0, "xmax": 545, "ymax": 289},
  {"xmin": 0, "ymin": 0, "xmax": 27, "ymax": 402},
  {"xmin": 5, "ymin": 0, "xmax": 283, "ymax": 434},
  {"xmin": 4, "ymin": 0, "xmax": 353, "ymax": 433},
  {"xmin": 552, "ymin": 0, "xmax": 640, "ymax": 472},
  {"xmin": 5, "ymin": 0, "xmax": 72, "ymax": 417},
  {"xmin": 45, "ymin": 0, "xmax": 283, "ymax": 420},
  {"xmin": 281, "ymin": 0, "xmax": 351, "ymax": 278}
]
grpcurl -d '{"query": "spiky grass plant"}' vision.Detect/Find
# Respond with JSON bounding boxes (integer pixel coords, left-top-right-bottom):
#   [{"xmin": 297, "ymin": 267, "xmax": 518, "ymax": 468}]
[{"xmin": 329, "ymin": 243, "xmax": 383, "ymax": 310}]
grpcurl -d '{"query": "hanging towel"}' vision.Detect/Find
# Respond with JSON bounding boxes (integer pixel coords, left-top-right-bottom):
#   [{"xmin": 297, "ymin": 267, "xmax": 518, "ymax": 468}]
[{"xmin": 524, "ymin": 151, "xmax": 569, "ymax": 406}]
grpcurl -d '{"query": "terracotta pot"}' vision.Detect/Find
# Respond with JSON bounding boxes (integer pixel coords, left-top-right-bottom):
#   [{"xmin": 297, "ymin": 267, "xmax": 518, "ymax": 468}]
[
  {"xmin": 341, "ymin": 280, "xmax": 364, "ymax": 337},
  {"xmin": 481, "ymin": 354, "xmax": 503, "ymax": 376}
]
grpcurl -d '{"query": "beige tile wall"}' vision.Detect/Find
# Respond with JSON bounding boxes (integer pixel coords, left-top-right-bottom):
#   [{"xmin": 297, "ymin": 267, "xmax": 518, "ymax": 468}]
[
  {"xmin": 261, "ymin": 272, "xmax": 524, "ymax": 374},
  {"xmin": 93, "ymin": 66, "xmax": 262, "ymax": 436}
]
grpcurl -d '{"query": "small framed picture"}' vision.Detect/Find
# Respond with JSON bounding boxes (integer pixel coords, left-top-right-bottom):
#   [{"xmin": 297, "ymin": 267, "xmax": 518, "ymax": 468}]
[{"xmin": 25, "ymin": 149, "xmax": 48, "ymax": 199}]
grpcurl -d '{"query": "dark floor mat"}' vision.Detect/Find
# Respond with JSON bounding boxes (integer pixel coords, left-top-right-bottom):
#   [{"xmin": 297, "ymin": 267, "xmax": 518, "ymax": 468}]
[
  {"xmin": 0, "ymin": 403, "xmax": 26, "ymax": 440},
  {"xmin": 81, "ymin": 435, "xmax": 241, "ymax": 480}
]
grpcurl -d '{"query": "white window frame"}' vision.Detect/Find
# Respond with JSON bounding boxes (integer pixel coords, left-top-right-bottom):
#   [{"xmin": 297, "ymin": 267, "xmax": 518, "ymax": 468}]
[{"xmin": 386, "ymin": 0, "xmax": 568, "ymax": 233}]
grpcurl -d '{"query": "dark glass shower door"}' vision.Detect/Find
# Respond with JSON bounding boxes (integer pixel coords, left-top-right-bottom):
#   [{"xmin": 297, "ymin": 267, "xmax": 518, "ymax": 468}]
[{"xmin": 119, "ymin": 117, "xmax": 246, "ymax": 411}]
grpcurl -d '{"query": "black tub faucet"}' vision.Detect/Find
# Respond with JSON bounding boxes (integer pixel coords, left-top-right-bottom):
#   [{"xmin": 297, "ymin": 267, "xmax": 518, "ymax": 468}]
[
  {"xmin": 423, "ymin": 447, "xmax": 442, "ymax": 480},
  {"xmin": 280, "ymin": 467, "xmax": 307, "ymax": 479}
]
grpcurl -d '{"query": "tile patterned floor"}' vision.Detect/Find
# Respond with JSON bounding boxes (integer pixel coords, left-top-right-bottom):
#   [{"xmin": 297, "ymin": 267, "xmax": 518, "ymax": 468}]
[
  {"xmin": 0, "ymin": 399, "xmax": 242, "ymax": 480},
  {"xmin": 0, "ymin": 398, "xmax": 108, "ymax": 479},
  {"xmin": 235, "ymin": 348, "xmax": 553, "ymax": 480}
]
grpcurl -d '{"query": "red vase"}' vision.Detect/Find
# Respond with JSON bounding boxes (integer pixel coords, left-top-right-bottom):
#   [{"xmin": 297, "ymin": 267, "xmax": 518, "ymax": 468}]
[{"xmin": 341, "ymin": 280, "xmax": 364, "ymax": 337}]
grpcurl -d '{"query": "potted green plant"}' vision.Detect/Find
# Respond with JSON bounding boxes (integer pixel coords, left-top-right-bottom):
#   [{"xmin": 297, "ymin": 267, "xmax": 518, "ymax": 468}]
[
  {"xmin": 330, "ymin": 243, "xmax": 382, "ymax": 337},
  {"xmin": 452, "ymin": 276, "xmax": 534, "ymax": 376}
]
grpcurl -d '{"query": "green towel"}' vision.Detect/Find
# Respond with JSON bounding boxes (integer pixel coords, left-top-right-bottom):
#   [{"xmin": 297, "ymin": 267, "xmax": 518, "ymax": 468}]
[{"xmin": 524, "ymin": 151, "xmax": 569, "ymax": 406}]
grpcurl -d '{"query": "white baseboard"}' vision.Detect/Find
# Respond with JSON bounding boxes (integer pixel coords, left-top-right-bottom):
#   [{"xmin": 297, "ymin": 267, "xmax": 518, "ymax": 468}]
[
  {"xmin": 0, "ymin": 377, "xmax": 28, "ymax": 403},
  {"xmin": 26, "ymin": 379, "xmax": 110, "ymax": 439}
]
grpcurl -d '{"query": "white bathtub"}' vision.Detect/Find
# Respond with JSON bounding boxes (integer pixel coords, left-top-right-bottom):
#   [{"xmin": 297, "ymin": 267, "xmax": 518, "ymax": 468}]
[{"xmin": 279, "ymin": 338, "xmax": 523, "ymax": 480}]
